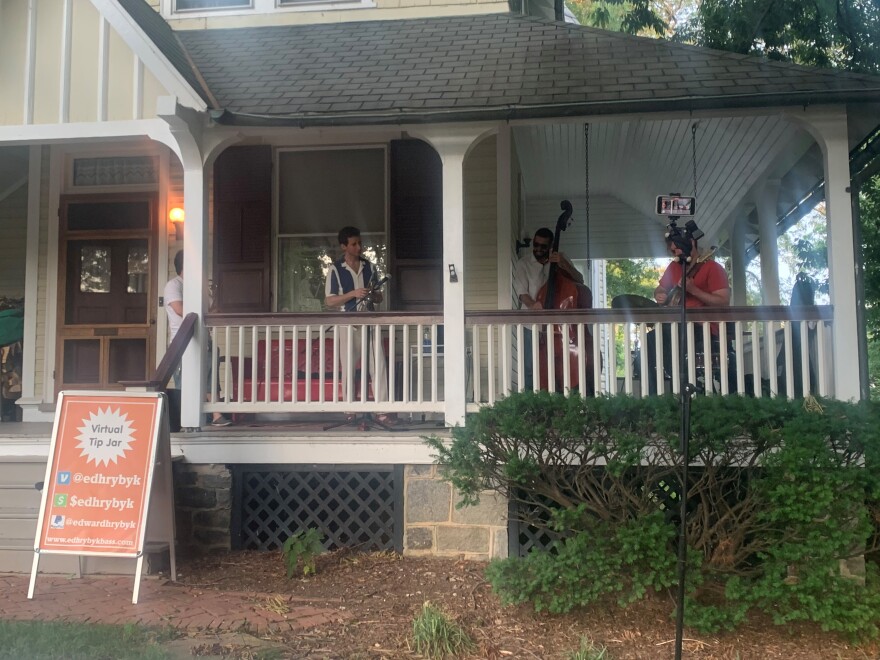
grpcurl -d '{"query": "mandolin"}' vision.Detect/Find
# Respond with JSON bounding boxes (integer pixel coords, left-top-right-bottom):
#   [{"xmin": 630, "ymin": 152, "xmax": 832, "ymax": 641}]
[{"xmin": 663, "ymin": 246, "xmax": 717, "ymax": 307}]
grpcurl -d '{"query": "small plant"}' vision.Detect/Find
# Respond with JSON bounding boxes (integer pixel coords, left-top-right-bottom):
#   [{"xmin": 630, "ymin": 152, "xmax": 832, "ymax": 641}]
[
  {"xmin": 411, "ymin": 602, "xmax": 474, "ymax": 659},
  {"xmin": 568, "ymin": 636, "xmax": 609, "ymax": 660},
  {"xmin": 281, "ymin": 528, "xmax": 323, "ymax": 577}
]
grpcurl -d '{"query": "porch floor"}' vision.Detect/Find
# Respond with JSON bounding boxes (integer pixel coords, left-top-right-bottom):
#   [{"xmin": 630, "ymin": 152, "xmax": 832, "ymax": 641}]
[{"xmin": 0, "ymin": 418, "xmax": 451, "ymax": 464}]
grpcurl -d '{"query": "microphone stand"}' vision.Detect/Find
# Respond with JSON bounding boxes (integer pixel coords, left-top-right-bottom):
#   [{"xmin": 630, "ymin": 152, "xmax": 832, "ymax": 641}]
[{"xmin": 673, "ymin": 235, "xmax": 694, "ymax": 660}]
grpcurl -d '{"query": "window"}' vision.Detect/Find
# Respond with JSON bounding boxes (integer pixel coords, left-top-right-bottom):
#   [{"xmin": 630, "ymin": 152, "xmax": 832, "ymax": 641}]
[
  {"xmin": 276, "ymin": 148, "xmax": 387, "ymax": 312},
  {"xmin": 72, "ymin": 156, "xmax": 157, "ymax": 188},
  {"xmin": 175, "ymin": 0, "xmax": 251, "ymax": 11}
]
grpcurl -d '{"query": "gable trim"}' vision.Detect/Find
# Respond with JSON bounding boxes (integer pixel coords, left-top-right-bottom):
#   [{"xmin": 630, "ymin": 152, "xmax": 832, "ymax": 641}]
[{"xmin": 89, "ymin": 0, "xmax": 208, "ymax": 113}]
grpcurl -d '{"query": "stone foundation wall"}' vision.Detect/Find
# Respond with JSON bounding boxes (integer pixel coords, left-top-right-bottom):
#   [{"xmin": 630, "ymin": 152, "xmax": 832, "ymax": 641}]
[
  {"xmin": 173, "ymin": 462, "xmax": 232, "ymax": 555},
  {"xmin": 404, "ymin": 465, "xmax": 508, "ymax": 560}
]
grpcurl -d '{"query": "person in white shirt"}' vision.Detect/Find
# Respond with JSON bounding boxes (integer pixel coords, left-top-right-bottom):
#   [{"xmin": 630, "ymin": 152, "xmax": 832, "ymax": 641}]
[{"xmin": 164, "ymin": 250, "xmax": 231, "ymax": 427}]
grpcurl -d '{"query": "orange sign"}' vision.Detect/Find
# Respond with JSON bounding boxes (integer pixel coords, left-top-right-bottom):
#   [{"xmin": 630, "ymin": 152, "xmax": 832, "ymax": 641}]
[{"xmin": 36, "ymin": 393, "xmax": 162, "ymax": 555}]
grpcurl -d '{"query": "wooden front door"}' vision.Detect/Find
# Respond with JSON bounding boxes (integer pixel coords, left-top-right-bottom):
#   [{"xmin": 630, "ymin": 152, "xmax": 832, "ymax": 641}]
[{"xmin": 56, "ymin": 194, "xmax": 157, "ymax": 394}]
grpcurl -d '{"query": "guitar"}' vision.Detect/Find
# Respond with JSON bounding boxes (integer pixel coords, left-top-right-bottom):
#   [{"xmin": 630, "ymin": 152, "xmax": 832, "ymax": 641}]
[{"xmin": 663, "ymin": 246, "xmax": 717, "ymax": 307}]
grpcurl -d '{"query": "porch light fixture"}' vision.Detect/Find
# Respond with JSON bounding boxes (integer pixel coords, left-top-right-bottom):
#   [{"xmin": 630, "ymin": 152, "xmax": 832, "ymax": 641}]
[{"xmin": 169, "ymin": 207, "xmax": 185, "ymax": 240}]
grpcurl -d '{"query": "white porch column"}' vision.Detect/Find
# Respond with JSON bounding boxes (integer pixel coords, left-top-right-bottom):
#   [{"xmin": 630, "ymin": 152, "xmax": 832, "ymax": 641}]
[
  {"xmin": 795, "ymin": 107, "xmax": 859, "ymax": 401},
  {"xmin": 158, "ymin": 97, "xmax": 209, "ymax": 429},
  {"xmin": 496, "ymin": 124, "xmax": 513, "ymax": 310},
  {"xmin": 17, "ymin": 146, "xmax": 42, "ymax": 419},
  {"xmin": 730, "ymin": 213, "xmax": 749, "ymax": 306},
  {"xmin": 756, "ymin": 180, "xmax": 781, "ymax": 305},
  {"xmin": 417, "ymin": 125, "xmax": 492, "ymax": 427}
]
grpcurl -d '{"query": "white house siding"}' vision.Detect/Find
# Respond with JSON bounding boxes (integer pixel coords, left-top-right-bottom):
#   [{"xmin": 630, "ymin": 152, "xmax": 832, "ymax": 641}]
[
  {"xmin": 464, "ymin": 135, "xmax": 497, "ymax": 312},
  {"xmin": 0, "ymin": 1, "xmax": 28, "ymax": 125},
  {"xmin": 0, "ymin": 183, "xmax": 27, "ymax": 298},
  {"xmin": 160, "ymin": 0, "xmax": 509, "ymax": 30},
  {"xmin": 0, "ymin": 0, "xmax": 172, "ymax": 127}
]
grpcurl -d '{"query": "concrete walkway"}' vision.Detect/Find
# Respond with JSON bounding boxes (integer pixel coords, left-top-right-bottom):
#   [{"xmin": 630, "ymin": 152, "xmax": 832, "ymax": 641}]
[{"xmin": 0, "ymin": 574, "xmax": 349, "ymax": 635}]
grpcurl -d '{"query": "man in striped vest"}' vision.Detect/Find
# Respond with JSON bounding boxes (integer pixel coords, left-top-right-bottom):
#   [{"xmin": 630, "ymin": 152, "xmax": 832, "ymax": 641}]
[{"xmin": 324, "ymin": 226, "xmax": 390, "ymax": 413}]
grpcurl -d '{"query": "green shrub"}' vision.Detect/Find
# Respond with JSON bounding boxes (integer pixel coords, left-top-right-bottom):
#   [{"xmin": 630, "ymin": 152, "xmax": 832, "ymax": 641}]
[
  {"xmin": 427, "ymin": 392, "xmax": 880, "ymax": 640},
  {"xmin": 411, "ymin": 602, "xmax": 474, "ymax": 659},
  {"xmin": 282, "ymin": 528, "xmax": 323, "ymax": 577}
]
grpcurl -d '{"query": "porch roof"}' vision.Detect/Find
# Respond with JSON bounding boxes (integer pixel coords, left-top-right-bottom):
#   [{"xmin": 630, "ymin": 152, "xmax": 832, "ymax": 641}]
[{"xmin": 159, "ymin": 13, "xmax": 880, "ymax": 127}]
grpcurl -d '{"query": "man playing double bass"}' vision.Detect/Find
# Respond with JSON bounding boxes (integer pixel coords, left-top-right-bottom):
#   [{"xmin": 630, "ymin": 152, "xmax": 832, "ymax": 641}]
[{"xmin": 514, "ymin": 227, "xmax": 584, "ymax": 390}]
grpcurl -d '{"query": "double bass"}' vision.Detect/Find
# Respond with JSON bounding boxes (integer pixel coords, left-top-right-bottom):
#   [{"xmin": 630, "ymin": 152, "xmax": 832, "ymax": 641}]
[{"xmin": 535, "ymin": 201, "xmax": 596, "ymax": 394}]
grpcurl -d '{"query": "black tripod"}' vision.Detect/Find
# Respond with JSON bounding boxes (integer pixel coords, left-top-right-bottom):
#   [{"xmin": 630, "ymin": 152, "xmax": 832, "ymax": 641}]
[{"xmin": 669, "ymin": 224, "xmax": 695, "ymax": 660}]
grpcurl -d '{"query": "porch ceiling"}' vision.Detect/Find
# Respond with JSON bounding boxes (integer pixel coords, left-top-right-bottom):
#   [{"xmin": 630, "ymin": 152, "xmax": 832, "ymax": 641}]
[{"xmin": 513, "ymin": 115, "xmax": 813, "ymax": 259}]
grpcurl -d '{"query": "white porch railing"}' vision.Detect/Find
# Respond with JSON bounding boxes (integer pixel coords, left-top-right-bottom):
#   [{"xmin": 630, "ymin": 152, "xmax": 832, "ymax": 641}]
[
  {"xmin": 465, "ymin": 306, "xmax": 833, "ymax": 410},
  {"xmin": 205, "ymin": 313, "xmax": 445, "ymax": 417},
  {"xmin": 203, "ymin": 307, "xmax": 833, "ymax": 421}
]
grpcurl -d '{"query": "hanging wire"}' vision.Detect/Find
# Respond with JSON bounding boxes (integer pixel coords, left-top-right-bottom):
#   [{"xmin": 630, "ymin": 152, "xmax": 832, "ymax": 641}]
[
  {"xmin": 584, "ymin": 122, "xmax": 590, "ymax": 262},
  {"xmin": 691, "ymin": 123, "xmax": 698, "ymax": 199}
]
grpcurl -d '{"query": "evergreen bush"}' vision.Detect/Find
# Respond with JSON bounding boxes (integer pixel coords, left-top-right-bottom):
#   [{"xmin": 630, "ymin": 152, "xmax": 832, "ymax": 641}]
[{"xmin": 426, "ymin": 393, "xmax": 880, "ymax": 639}]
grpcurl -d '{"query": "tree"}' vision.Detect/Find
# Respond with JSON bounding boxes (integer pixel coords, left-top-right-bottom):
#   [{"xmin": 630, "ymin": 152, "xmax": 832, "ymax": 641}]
[
  {"xmin": 675, "ymin": 0, "xmax": 880, "ymax": 74},
  {"xmin": 605, "ymin": 258, "xmax": 660, "ymax": 301},
  {"xmin": 861, "ymin": 176, "xmax": 880, "ymax": 338},
  {"xmin": 565, "ymin": 0, "xmax": 677, "ymax": 36}
]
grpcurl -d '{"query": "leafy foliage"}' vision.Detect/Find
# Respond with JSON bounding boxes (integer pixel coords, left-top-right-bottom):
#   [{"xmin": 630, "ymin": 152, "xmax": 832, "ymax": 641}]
[
  {"xmin": 675, "ymin": 0, "xmax": 880, "ymax": 74},
  {"xmin": 427, "ymin": 392, "xmax": 880, "ymax": 638},
  {"xmin": 282, "ymin": 528, "xmax": 323, "ymax": 577},
  {"xmin": 565, "ymin": 0, "xmax": 669, "ymax": 36}
]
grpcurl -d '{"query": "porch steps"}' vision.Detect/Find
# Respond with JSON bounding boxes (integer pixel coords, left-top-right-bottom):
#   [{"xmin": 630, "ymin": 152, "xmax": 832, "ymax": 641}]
[{"xmin": 0, "ymin": 460, "xmax": 163, "ymax": 576}]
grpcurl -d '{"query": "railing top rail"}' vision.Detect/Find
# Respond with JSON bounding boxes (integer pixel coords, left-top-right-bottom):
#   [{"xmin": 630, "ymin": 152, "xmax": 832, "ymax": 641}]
[
  {"xmin": 205, "ymin": 312, "xmax": 445, "ymax": 327},
  {"xmin": 465, "ymin": 305, "xmax": 833, "ymax": 325}
]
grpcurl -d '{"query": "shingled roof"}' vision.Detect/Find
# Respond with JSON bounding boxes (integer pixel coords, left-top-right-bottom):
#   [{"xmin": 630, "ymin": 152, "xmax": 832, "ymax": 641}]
[{"xmin": 162, "ymin": 12, "xmax": 880, "ymax": 126}]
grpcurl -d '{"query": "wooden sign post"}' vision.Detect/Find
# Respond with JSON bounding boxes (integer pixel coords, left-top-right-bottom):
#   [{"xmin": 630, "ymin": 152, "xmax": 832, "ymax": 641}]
[{"xmin": 28, "ymin": 391, "xmax": 176, "ymax": 604}]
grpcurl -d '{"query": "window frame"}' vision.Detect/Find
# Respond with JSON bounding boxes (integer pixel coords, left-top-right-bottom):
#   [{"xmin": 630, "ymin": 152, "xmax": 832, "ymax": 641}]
[
  {"xmin": 162, "ymin": 0, "xmax": 374, "ymax": 17},
  {"xmin": 273, "ymin": 144, "xmax": 390, "ymax": 313}
]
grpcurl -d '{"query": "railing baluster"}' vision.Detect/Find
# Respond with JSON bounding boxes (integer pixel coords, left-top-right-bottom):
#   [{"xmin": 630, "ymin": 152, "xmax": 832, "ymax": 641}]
[
  {"xmin": 783, "ymin": 322, "xmax": 794, "ymax": 399},
  {"xmin": 735, "ymin": 322, "xmax": 745, "ymax": 395},
  {"xmin": 472, "ymin": 325, "xmax": 482, "ymax": 404},
  {"xmin": 800, "ymin": 322, "xmax": 811, "ymax": 396},
  {"xmin": 670, "ymin": 322, "xmax": 680, "ymax": 394},
  {"xmin": 818, "ymin": 321, "xmax": 829, "ymax": 397},
  {"xmin": 702, "ymin": 322, "xmax": 712, "ymax": 396},
  {"xmin": 487, "ymin": 324, "xmax": 496, "ymax": 405},
  {"xmin": 718, "ymin": 321, "xmax": 729, "ymax": 395},
  {"xmin": 767, "ymin": 321, "xmax": 778, "ymax": 397}
]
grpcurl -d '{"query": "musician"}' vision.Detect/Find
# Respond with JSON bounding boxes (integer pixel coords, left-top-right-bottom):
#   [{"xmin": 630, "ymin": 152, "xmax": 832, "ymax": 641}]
[
  {"xmin": 514, "ymin": 227, "xmax": 584, "ymax": 390},
  {"xmin": 325, "ymin": 227, "xmax": 392, "ymax": 417},
  {"xmin": 514, "ymin": 228, "xmax": 584, "ymax": 311},
  {"xmin": 654, "ymin": 237, "xmax": 729, "ymax": 309},
  {"xmin": 648, "ymin": 227, "xmax": 731, "ymax": 393}
]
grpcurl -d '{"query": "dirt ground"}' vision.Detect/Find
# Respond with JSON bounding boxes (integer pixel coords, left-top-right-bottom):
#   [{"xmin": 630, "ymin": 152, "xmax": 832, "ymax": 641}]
[{"xmin": 174, "ymin": 550, "xmax": 879, "ymax": 659}]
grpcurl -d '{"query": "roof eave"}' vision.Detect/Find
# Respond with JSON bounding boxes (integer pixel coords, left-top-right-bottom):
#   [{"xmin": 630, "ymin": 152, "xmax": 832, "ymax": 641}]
[{"xmin": 211, "ymin": 88, "xmax": 880, "ymax": 128}]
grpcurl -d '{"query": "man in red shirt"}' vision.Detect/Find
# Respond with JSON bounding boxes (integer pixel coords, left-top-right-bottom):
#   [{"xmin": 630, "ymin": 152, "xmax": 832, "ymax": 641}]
[
  {"xmin": 647, "ymin": 232, "xmax": 731, "ymax": 393},
  {"xmin": 654, "ymin": 238, "xmax": 729, "ymax": 310}
]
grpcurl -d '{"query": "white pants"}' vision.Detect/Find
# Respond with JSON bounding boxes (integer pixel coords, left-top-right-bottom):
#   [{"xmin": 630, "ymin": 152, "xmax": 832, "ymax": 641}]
[{"xmin": 338, "ymin": 324, "xmax": 388, "ymax": 403}]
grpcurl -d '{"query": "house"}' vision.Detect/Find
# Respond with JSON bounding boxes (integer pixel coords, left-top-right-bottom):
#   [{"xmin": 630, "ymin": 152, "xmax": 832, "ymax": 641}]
[{"xmin": 1, "ymin": 0, "xmax": 879, "ymax": 570}]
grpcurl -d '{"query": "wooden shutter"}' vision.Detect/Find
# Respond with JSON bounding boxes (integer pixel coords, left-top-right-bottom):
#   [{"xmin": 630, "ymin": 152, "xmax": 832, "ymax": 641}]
[
  {"xmin": 213, "ymin": 146, "xmax": 272, "ymax": 313},
  {"xmin": 389, "ymin": 140, "xmax": 443, "ymax": 311}
]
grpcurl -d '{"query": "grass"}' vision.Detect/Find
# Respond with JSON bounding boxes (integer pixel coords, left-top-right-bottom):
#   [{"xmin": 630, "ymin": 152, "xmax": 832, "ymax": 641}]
[
  {"xmin": 411, "ymin": 602, "xmax": 474, "ymax": 660},
  {"xmin": 0, "ymin": 619, "xmax": 178, "ymax": 659},
  {"xmin": 568, "ymin": 636, "xmax": 610, "ymax": 660}
]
